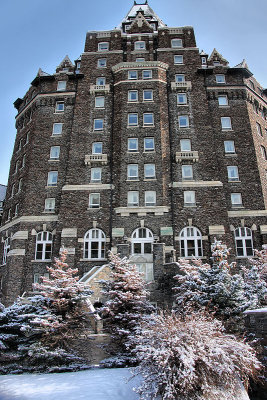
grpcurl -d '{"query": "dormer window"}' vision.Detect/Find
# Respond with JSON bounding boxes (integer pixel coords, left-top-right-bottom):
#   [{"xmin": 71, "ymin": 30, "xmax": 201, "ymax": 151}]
[
  {"xmin": 135, "ymin": 41, "xmax": 146, "ymax": 50},
  {"xmin": 57, "ymin": 81, "xmax": 66, "ymax": 91},
  {"xmin": 201, "ymin": 57, "xmax": 207, "ymax": 65},
  {"xmin": 216, "ymin": 75, "xmax": 226, "ymax": 84},
  {"xmin": 98, "ymin": 42, "xmax": 109, "ymax": 51},
  {"xmin": 171, "ymin": 39, "xmax": 183, "ymax": 48}
]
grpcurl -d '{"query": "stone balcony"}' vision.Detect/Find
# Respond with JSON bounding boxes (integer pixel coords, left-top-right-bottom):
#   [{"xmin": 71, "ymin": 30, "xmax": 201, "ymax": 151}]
[
  {"xmin": 176, "ymin": 151, "xmax": 199, "ymax": 163},
  {"xmin": 89, "ymin": 84, "xmax": 110, "ymax": 94},
  {"xmin": 85, "ymin": 154, "xmax": 108, "ymax": 165},
  {"xmin": 171, "ymin": 81, "xmax": 192, "ymax": 90}
]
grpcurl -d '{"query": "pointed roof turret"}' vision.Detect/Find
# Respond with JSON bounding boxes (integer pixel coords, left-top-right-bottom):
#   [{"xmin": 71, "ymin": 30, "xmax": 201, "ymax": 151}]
[
  {"xmin": 56, "ymin": 55, "xmax": 74, "ymax": 73},
  {"xmin": 232, "ymin": 59, "xmax": 253, "ymax": 78},
  {"xmin": 37, "ymin": 68, "xmax": 51, "ymax": 77},
  {"xmin": 234, "ymin": 59, "xmax": 249, "ymax": 70}
]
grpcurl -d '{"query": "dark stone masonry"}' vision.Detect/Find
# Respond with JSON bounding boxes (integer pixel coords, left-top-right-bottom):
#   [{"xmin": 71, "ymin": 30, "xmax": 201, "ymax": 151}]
[{"xmin": 0, "ymin": 2, "xmax": 267, "ymax": 306}]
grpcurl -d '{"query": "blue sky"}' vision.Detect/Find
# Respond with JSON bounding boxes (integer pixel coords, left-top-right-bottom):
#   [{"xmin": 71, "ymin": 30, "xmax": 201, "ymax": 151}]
[{"xmin": 0, "ymin": 0, "xmax": 266, "ymax": 185}]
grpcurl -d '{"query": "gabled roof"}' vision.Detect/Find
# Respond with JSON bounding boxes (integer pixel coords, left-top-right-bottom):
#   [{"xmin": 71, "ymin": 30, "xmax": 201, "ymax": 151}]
[
  {"xmin": 0, "ymin": 185, "xmax": 7, "ymax": 202},
  {"xmin": 57, "ymin": 55, "xmax": 74, "ymax": 69},
  {"xmin": 208, "ymin": 48, "xmax": 228, "ymax": 64},
  {"xmin": 232, "ymin": 59, "xmax": 253, "ymax": 78},
  {"xmin": 116, "ymin": 1, "xmax": 166, "ymax": 30},
  {"xmin": 37, "ymin": 68, "xmax": 51, "ymax": 77},
  {"xmin": 234, "ymin": 59, "xmax": 249, "ymax": 70}
]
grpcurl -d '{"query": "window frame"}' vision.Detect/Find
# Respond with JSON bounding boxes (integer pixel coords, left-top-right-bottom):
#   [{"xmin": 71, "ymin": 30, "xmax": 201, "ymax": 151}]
[
  {"xmin": 143, "ymin": 89, "xmax": 153, "ymax": 102},
  {"xmin": 84, "ymin": 228, "xmax": 106, "ymax": 260},
  {"xmin": 171, "ymin": 38, "xmax": 183, "ymax": 48},
  {"xmin": 177, "ymin": 93, "xmax": 187, "ymax": 105},
  {"xmin": 231, "ymin": 193, "xmax": 242, "ymax": 207},
  {"xmin": 128, "ymin": 138, "xmax": 138, "ymax": 152},
  {"xmin": 227, "ymin": 166, "xmax": 239, "ymax": 182},
  {"xmin": 175, "ymin": 74, "xmax": 185, "ymax": 83},
  {"xmin": 184, "ymin": 191, "xmax": 196, "ymax": 206},
  {"xmin": 144, "ymin": 137, "xmax": 155, "ymax": 152},
  {"xmin": 95, "ymin": 96, "xmax": 105, "ymax": 108},
  {"xmin": 218, "ymin": 95, "xmax": 228, "ymax": 106},
  {"xmin": 47, "ymin": 171, "xmax": 58, "ymax": 187},
  {"xmin": 92, "ymin": 142, "xmax": 103, "ymax": 154},
  {"xmin": 145, "ymin": 191, "xmax": 156, "ymax": 207},
  {"xmin": 128, "ymin": 70, "xmax": 138, "ymax": 80},
  {"xmin": 134, "ymin": 41, "xmax": 146, "ymax": 50},
  {"xmin": 91, "ymin": 167, "xmax": 102, "ymax": 183},
  {"xmin": 98, "ymin": 42, "xmax": 109, "ymax": 51},
  {"xmin": 50, "ymin": 146, "xmax": 60, "ymax": 160},
  {"xmin": 127, "ymin": 191, "xmax": 139, "ymax": 207},
  {"xmin": 174, "ymin": 55, "xmax": 184, "ymax": 64},
  {"xmin": 216, "ymin": 74, "xmax": 226, "ymax": 84},
  {"xmin": 144, "ymin": 163, "xmax": 156, "ymax": 179},
  {"xmin": 178, "ymin": 115, "xmax": 189, "ymax": 128},
  {"xmin": 143, "ymin": 113, "xmax": 154, "ymax": 126},
  {"xmin": 55, "ymin": 101, "xmax": 64, "ymax": 113},
  {"xmin": 142, "ymin": 70, "xmax": 152, "ymax": 79},
  {"xmin": 182, "ymin": 165, "xmax": 193, "ymax": 180},
  {"xmin": 57, "ymin": 81, "xmax": 67, "ymax": 91},
  {"xmin": 94, "ymin": 119, "xmax": 104, "ymax": 131},
  {"xmin": 127, "ymin": 164, "xmax": 139, "ymax": 180},
  {"xmin": 35, "ymin": 231, "xmax": 53, "ymax": 261},
  {"xmin": 52, "ymin": 123, "xmax": 63, "ymax": 135},
  {"xmin": 2, "ymin": 237, "xmax": 10, "ymax": 265},
  {"xmin": 180, "ymin": 139, "xmax": 191, "ymax": 151},
  {"xmin": 221, "ymin": 117, "xmax": 232, "ymax": 130},
  {"xmin": 97, "ymin": 58, "xmax": 107, "ymax": 68},
  {"xmin": 224, "ymin": 140, "xmax": 235, "ymax": 154},
  {"xmin": 131, "ymin": 228, "xmax": 154, "ymax": 255},
  {"xmin": 234, "ymin": 227, "xmax": 253, "ymax": 257},
  {"xmin": 128, "ymin": 113, "xmax": 138, "ymax": 126},
  {"xmin": 89, "ymin": 193, "xmax": 100, "ymax": 209},
  {"xmin": 45, "ymin": 198, "xmax": 56, "ymax": 212},
  {"xmin": 179, "ymin": 226, "xmax": 203, "ymax": 257},
  {"xmin": 128, "ymin": 90, "xmax": 138, "ymax": 102}
]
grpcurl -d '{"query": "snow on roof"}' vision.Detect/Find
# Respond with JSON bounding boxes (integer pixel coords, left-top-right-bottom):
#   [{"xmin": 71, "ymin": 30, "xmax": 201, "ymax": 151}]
[
  {"xmin": 116, "ymin": 1, "xmax": 166, "ymax": 30},
  {"xmin": 0, "ymin": 185, "xmax": 7, "ymax": 202},
  {"xmin": 37, "ymin": 68, "xmax": 51, "ymax": 77}
]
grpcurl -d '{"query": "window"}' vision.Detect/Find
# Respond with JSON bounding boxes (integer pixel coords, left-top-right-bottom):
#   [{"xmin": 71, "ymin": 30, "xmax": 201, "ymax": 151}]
[
  {"xmin": 174, "ymin": 55, "xmax": 183, "ymax": 64},
  {"xmin": 18, "ymin": 139, "xmax": 22, "ymax": 151},
  {"xmin": 224, "ymin": 140, "xmax": 235, "ymax": 154},
  {"xmin": 11, "ymin": 184, "xmax": 15, "ymax": 197},
  {"xmin": 14, "ymin": 204, "xmax": 19, "ymax": 217},
  {"xmin": 231, "ymin": 193, "xmax": 242, "ymax": 207},
  {"xmin": 177, "ymin": 93, "xmax": 187, "ymax": 104},
  {"xmin": 18, "ymin": 178, "xmax": 22, "ymax": 192},
  {"xmin": 25, "ymin": 132, "xmax": 29, "ymax": 144},
  {"xmin": 135, "ymin": 41, "xmax": 145, "ymax": 50},
  {"xmin": 7, "ymin": 209, "xmax": 11, "ymax": 221},
  {"xmin": 201, "ymin": 57, "xmax": 207, "ymax": 65},
  {"xmin": 182, "ymin": 165, "xmax": 193, "ymax": 180},
  {"xmin": 142, "ymin": 70, "xmax": 152, "ymax": 79},
  {"xmin": 57, "ymin": 81, "xmax": 66, "ymax": 91},
  {"xmin": 91, "ymin": 167, "xmax": 102, "ymax": 183},
  {"xmin": 89, "ymin": 193, "xmax": 100, "ymax": 208},
  {"xmin": 179, "ymin": 115, "xmax": 189, "ymax": 128},
  {"xmin": 145, "ymin": 191, "xmax": 156, "ymax": 206},
  {"xmin": 132, "ymin": 228, "xmax": 154, "ymax": 255},
  {"xmin": 2, "ymin": 237, "xmax": 10, "ymax": 265},
  {"xmin": 128, "ymin": 138, "xmax": 138, "ymax": 152},
  {"xmin": 221, "ymin": 117, "xmax": 232, "ymax": 130},
  {"xmin": 144, "ymin": 137, "xmax": 155, "ymax": 152},
  {"xmin": 218, "ymin": 95, "xmax": 228, "ymax": 106},
  {"xmin": 95, "ymin": 97, "xmax": 105, "ymax": 108},
  {"xmin": 98, "ymin": 42, "xmax": 109, "ymax": 51},
  {"xmin": 143, "ymin": 89, "xmax": 153, "ymax": 101},
  {"xmin": 76, "ymin": 62, "xmax": 81, "ymax": 73},
  {"xmin": 15, "ymin": 161, "xmax": 19, "ymax": 174},
  {"xmin": 22, "ymin": 154, "xmax": 26, "ymax": 168},
  {"xmin": 256, "ymin": 123, "xmax": 263, "ymax": 136},
  {"xmin": 34, "ymin": 273, "xmax": 49, "ymax": 285},
  {"xmin": 249, "ymin": 80, "xmax": 255, "ymax": 90},
  {"xmin": 180, "ymin": 227, "xmax": 203, "ymax": 257},
  {"xmin": 128, "ymin": 90, "xmax": 138, "ymax": 102},
  {"xmin": 184, "ymin": 191, "xmax": 195, "ymax": 206},
  {"xmin": 136, "ymin": 57, "xmax": 145, "ymax": 62},
  {"xmin": 84, "ymin": 229, "xmax": 106, "ymax": 259},
  {"xmin": 50, "ymin": 146, "xmax": 60, "ymax": 159},
  {"xmin": 175, "ymin": 74, "xmax": 185, "ymax": 83},
  {"xmin": 135, "ymin": 263, "xmax": 154, "ymax": 282},
  {"xmin": 227, "ymin": 166, "xmax": 239, "ymax": 181},
  {"xmin": 235, "ymin": 227, "xmax": 253, "ymax": 257},
  {"xmin": 96, "ymin": 77, "xmax": 106, "ymax": 86},
  {"xmin": 52, "ymin": 123, "xmax": 63, "ymax": 135},
  {"xmin": 216, "ymin": 75, "xmax": 225, "ymax": 83},
  {"xmin": 55, "ymin": 102, "xmax": 64, "ymax": 112},
  {"xmin": 94, "ymin": 119, "xmax": 104, "ymax": 131},
  {"xmin": 143, "ymin": 113, "xmax": 154, "ymax": 126},
  {"xmin": 180, "ymin": 139, "xmax": 191, "ymax": 151},
  {"xmin": 128, "ymin": 113, "xmax": 138, "ymax": 126},
  {"xmin": 45, "ymin": 198, "xmax": 55, "ymax": 211},
  {"xmin": 127, "ymin": 164, "xmax": 138, "ymax": 180},
  {"xmin": 171, "ymin": 39, "xmax": 182, "ymax": 48},
  {"xmin": 261, "ymin": 146, "xmax": 267, "ymax": 160},
  {"xmin": 47, "ymin": 171, "xmax": 58, "ymax": 186},
  {"xmin": 35, "ymin": 231, "xmax": 53, "ymax": 260},
  {"xmin": 97, "ymin": 58, "xmax": 107, "ymax": 67},
  {"xmin": 128, "ymin": 70, "xmax": 137, "ymax": 80},
  {"xmin": 128, "ymin": 191, "xmax": 139, "ymax": 207},
  {"xmin": 144, "ymin": 164, "xmax": 155, "ymax": 179},
  {"xmin": 92, "ymin": 142, "xmax": 103, "ymax": 154}
]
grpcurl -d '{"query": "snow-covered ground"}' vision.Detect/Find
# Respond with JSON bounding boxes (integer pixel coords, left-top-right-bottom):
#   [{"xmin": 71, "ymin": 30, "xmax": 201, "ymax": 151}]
[{"xmin": 0, "ymin": 368, "xmax": 140, "ymax": 400}]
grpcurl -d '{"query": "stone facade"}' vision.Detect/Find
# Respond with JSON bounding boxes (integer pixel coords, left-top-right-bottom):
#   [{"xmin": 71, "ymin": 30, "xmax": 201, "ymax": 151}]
[
  {"xmin": 0, "ymin": 2, "xmax": 267, "ymax": 306},
  {"xmin": 0, "ymin": 185, "xmax": 6, "ymax": 226}
]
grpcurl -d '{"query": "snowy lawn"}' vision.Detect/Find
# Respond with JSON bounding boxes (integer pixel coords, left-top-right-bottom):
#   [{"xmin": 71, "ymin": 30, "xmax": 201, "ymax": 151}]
[{"xmin": 0, "ymin": 368, "xmax": 141, "ymax": 400}]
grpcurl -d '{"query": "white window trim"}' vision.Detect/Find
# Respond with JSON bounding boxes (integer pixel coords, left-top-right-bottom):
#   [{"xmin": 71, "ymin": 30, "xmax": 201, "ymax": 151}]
[
  {"xmin": 179, "ymin": 226, "xmax": 203, "ymax": 257},
  {"xmin": 84, "ymin": 228, "xmax": 106, "ymax": 260},
  {"xmin": 89, "ymin": 193, "xmax": 100, "ymax": 208},
  {"xmin": 35, "ymin": 231, "xmax": 53, "ymax": 261}
]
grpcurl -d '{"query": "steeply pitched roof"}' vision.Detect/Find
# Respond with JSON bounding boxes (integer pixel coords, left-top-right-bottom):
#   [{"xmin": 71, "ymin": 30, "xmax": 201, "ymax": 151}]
[
  {"xmin": 234, "ymin": 59, "xmax": 249, "ymax": 70},
  {"xmin": 116, "ymin": 1, "xmax": 166, "ymax": 30},
  {"xmin": 0, "ymin": 185, "xmax": 7, "ymax": 202}
]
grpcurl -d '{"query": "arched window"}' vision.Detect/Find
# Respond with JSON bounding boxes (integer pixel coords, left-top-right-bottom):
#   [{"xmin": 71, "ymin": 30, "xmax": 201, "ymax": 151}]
[
  {"xmin": 2, "ymin": 237, "xmax": 10, "ymax": 265},
  {"xmin": 35, "ymin": 231, "xmax": 53, "ymax": 260},
  {"xmin": 179, "ymin": 227, "xmax": 203, "ymax": 257},
  {"xmin": 84, "ymin": 229, "xmax": 106, "ymax": 260},
  {"xmin": 131, "ymin": 228, "xmax": 154, "ymax": 255},
  {"xmin": 234, "ymin": 227, "xmax": 253, "ymax": 257}
]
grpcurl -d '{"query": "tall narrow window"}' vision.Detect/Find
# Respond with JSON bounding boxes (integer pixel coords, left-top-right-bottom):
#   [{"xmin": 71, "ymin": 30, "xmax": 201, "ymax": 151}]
[
  {"xmin": 256, "ymin": 123, "xmax": 263, "ymax": 136},
  {"xmin": 143, "ymin": 90, "xmax": 153, "ymax": 101},
  {"xmin": 128, "ymin": 138, "xmax": 138, "ymax": 152},
  {"xmin": 35, "ymin": 231, "xmax": 53, "ymax": 260},
  {"xmin": 235, "ymin": 227, "xmax": 253, "ymax": 257},
  {"xmin": 89, "ymin": 193, "xmax": 100, "ymax": 208},
  {"xmin": 224, "ymin": 141, "xmax": 235, "ymax": 154},
  {"xmin": 128, "ymin": 113, "xmax": 138, "ymax": 126},
  {"xmin": 18, "ymin": 178, "xmax": 22, "ymax": 192},
  {"xmin": 47, "ymin": 171, "xmax": 58, "ymax": 186},
  {"xmin": 143, "ymin": 113, "xmax": 154, "ymax": 126},
  {"xmin": 128, "ymin": 90, "xmax": 138, "ymax": 102},
  {"xmin": 128, "ymin": 191, "xmax": 139, "ymax": 207},
  {"xmin": 135, "ymin": 41, "xmax": 145, "ymax": 50},
  {"xmin": 261, "ymin": 146, "xmax": 267, "ymax": 160},
  {"xmin": 179, "ymin": 115, "xmax": 189, "ymax": 128},
  {"xmin": 52, "ymin": 123, "xmax": 63, "ymax": 135},
  {"xmin": 180, "ymin": 139, "xmax": 191, "ymax": 151},
  {"xmin": 45, "ymin": 198, "xmax": 55, "ymax": 211},
  {"xmin": 227, "ymin": 166, "xmax": 239, "ymax": 181},
  {"xmin": 182, "ymin": 165, "xmax": 193, "ymax": 180},
  {"xmin": 91, "ymin": 168, "xmax": 102, "ymax": 183},
  {"xmin": 128, "ymin": 70, "xmax": 137, "ymax": 80},
  {"xmin": 50, "ymin": 146, "xmax": 60, "ymax": 159},
  {"xmin": 231, "ymin": 193, "xmax": 242, "ymax": 207},
  {"xmin": 84, "ymin": 229, "xmax": 106, "ymax": 259},
  {"xmin": 179, "ymin": 227, "xmax": 203, "ymax": 257},
  {"xmin": 2, "ymin": 237, "xmax": 10, "ymax": 265},
  {"xmin": 132, "ymin": 228, "xmax": 154, "ymax": 255}
]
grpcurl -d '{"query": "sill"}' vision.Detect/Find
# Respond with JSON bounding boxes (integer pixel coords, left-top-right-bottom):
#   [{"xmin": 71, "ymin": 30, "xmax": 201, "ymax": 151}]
[
  {"xmin": 225, "ymin": 153, "xmax": 237, "ymax": 157},
  {"xmin": 54, "ymin": 111, "xmax": 64, "ymax": 114},
  {"xmin": 179, "ymin": 126, "xmax": 190, "ymax": 129},
  {"xmin": 184, "ymin": 204, "xmax": 196, "ymax": 207},
  {"xmin": 143, "ymin": 100, "xmax": 154, "ymax": 103},
  {"xmin": 31, "ymin": 259, "xmax": 52, "ymax": 263},
  {"xmin": 143, "ymin": 125, "xmax": 155, "ymax": 128},
  {"xmin": 45, "ymin": 185, "xmax": 58, "ymax": 188},
  {"xmin": 48, "ymin": 159, "xmax": 59, "ymax": 162},
  {"xmin": 144, "ymin": 150, "xmax": 155, "ymax": 153},
  {"xmin": 144, "ymin": 178, "xmax": 156, "ymax": 181},
  {"xmin": 127, "ymin": 125, "xmax": 139, "ymax": 128},
  {"xmin": 87, "ymin": 207, "xmax": 101, "ymax": 210},
  {"xmin": 174, "ymin": 63, "xmax": 184, "ymax": 66},
  {"xmin": 231, "ymin": 206, "xmax": 244, "ymax": 209},
  {"xmin": 127, "ymin": 101, "xmax": 139, "ymax": 103},
  {"xmin": 228, "ymin": 180, "xmax": 241, "ymax": 183},
  {"xmin": 177, "ymin": 103, "xmax": 188, "ymax": 106},
  {"xmin": 51, "ymin": 134, "xmax": 62, "ymax": 137},
  {"xmin": 93, "ymin": 130, "xmax": 104, "ymax": 132},
  {"xmin": 222, "ymin": 129, "xmax": 233, "ymax": 132},
  {"xmin": 95, "ymin": 107, "xmax": 105, "ymax": 109},
  {"xmin": 79, "ymin": 258, "xmax": 107, "ymax": 262},
  {"xmin": 126, "ymin": 179, "xmax": 139, "ymax": 182},
  {"xmin": 127, "ymin": 151, "xmax": 139, "ymax": 154},
  {"xmin": 218, "ymin": 105, "xmax": 230, "ymax": 108},
  {"xmin": 43, "ymin": 210, "xmax": 55, "ymax": 213}
]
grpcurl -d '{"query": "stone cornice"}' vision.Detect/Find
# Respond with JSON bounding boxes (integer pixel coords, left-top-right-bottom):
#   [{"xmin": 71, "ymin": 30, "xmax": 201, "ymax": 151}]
[
  {"xmin": 228, "ymin": 210, "xmax": 267, "ymax": 217},
  {"xmin": 0, "ymin": 215, "xmax": 58, "ymax": 233},
  {"xmin": 112, "ymin": 61, "xmax": 169, "ymax": 73},
  {"xmin": 62, "ymin": 184, "xmax": 114, "ymax": 191},
  {"xmin": 171, "ymin": 181, "xmax": 223, "ymax": 188}
]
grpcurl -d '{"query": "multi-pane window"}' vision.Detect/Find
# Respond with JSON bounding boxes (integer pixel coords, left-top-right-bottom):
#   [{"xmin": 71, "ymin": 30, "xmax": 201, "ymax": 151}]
[
  {"xmin": 52, "ymin": 123, "xmax": 63, "ymax": 135},
  {"xmin": 91, "ymin": 167, "xmax": 102, "ymax": 183},
  {"xmin": 174, "ymin": 55, "xmax": 183, "ymax": 64},
  {"xmin": 143, "ymin": 113, "xmax": 154, "ymax": 126},
  {"xmin": 143, "ymin": 90, "xmax": 153, "ymax": 101},
  {"xmin": 127, "ymin": 164, "xmax": 138, "ymax": 180},
  {"xmin": 178, "ymin": 115, "xmax": 189, "ymax": 128},
  {"xmin": 47, "ymin": 171, "xmax": 58, "ymax": 186},
  {"xmin": 201, "ymin": 57, "xmax": 207, "ymax": 65},
  {"xmin": 128, "ymin": 138, "xmax": 138, "ymax": 152},
  {"xmin": 256, "ymin": 123, "xmax": 263, "ymax": 136},
  {"xmin": 128, "ymin": 191, "xmax": 139, "ymax": 207},
  {"xmin": 142, "ymin": 70, "xmax": 152, "ymax": 79},
  {"xmin": 50, "ymin": 146, "xmax": 60, "ymax": 159},
  {"xmin": 180, "ymin": 139, "xmax": 191, "ymax": 151},
  {"xmin": 128, "ymin": 90, "xmax": 138, "ymax": 102},
  {"xmin": 231, "ymin": 193, "xmax": 242, "ymax": 207},
  {"xmin": 224, "ymin": 140, "xmax": 235, "ymax": 154},
  {"xmin": 132, "ymin": 228, "xmax": 154, "ymax": 255},
  {"xmin": 221, "ymin": 117, "xmax": 232, "ymax": 130},
  {"xmin": 182, "ymin": 165, "xmax": 193, "ymax": 180},
  {"xmin": 135, "ymin": 263, "xmax": 154, "ymax": 282},
  {"xmin": 2, "ymin": 237, "xmax": 10, "ymax": 265},
  {"xmin": 35, "ymin": 231, "xmax": 53, "ymax": 260},
  {"xmin": 94, "ymin": 119, "xmax": 104, "ymax": 130},
  {"xmin": 180, "ymin": 227, "xmax": 203, "ymax": 257},
  {"xmin": 227, "ymin": 166, "xmax": 239, "ymax": 181},
  {"xmin": 184, "ymin": 191, "xmax": 195, "ymax": 206},
  {"xmin": 128, "ymin": 113, "xmax": 138, "ymax": 126},
  {"xmin": 216, "ymin": 74, "xmax": 226, "ymax": 83},
  {"xmin": 55, "ymin": 102, "xmax": 64, "ymax": 112},
  {"xmin": 89, "ymin": 193, "xmax": 100, "ymax": 208},
  {"xmin": 145, "ymin": 191, "xmax": 156, "ymax": 206},
  {"xmin": 98, "ymin": 42, "xmax": 109, "ymax": 51},
  {"xmin": 144, "ymin": 164, "xmax": 156, "ymax": 179},
  {"xmin": 135, "ymin": 41, "xmax": 145, "ymax": 50},
  {"xmin": 175, "ymin": 74, "xmax": 185, "ymax": 83},
  {"xmin": 84, "ymin": 229, "xmax": 106, "ymax": 259},
  {"xmin": 144, "ymin": 137, "xmax": 155, "ymax": 152},
  {"xmin": 128, "ymin": 70, "xmax": 137, "ymax": 80},
  {"xmin": 177, "ymin": 93, "xmax": 187, "ymax": 104},
  {"xmin": 171, "ymin": 39, "xmax": 182, "ymax": 48},
  {"xmin": 95, "ymin": 96, "xmax": 105, "ymax": 108},
  {"xmin": 92, "ymin": 142, "xmax": 103, "ymax": 154},
  {"xmin": 261, "ymin": 146, "xmax": 267, "ymax": 160},
  {"xmin": 57, "ymin": 81, "xmax": 66, "ymax": 91},
  {"xmin": 45, "ymin": 198, "xmax": 55, "ymax": 211},
  {"xmin": 96, "ymin": 77, "xmax": 106, "ymax": 86},
  {"xmin": 97, "ymin": 58, "xmax": 107, "ymax": 67},
  {"xmin": 235, "ymin": 227, "xmax": 253, "ymax": 257},
  {"xmin": 218, "ymin": 95, "xmax": 228, "ymax": 106}
]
